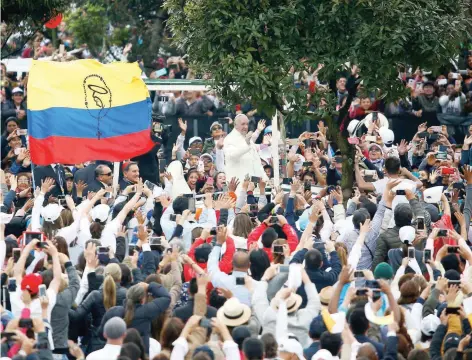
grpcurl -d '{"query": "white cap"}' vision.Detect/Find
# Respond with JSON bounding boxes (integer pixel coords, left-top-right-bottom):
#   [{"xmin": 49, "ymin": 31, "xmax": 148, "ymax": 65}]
[
  {"xmin": 189, "ymin": 136, "xmax": 203, "ymax": 146},
  {"xmin": 12, "ymin": 87, "xmax": 24, "ymax": 94},
  {"xmin": 312, "ymin": 349, "xmax": 335, "ymax": 360},
  {"xmin": 423, "ymin": 186, "xmax": 443, "ymax": 204},
  {"xmin": 364, "ymin": 112, "xmax": 389, "ymax": 129},
  {"xmin": 41, "ymin": 204, "xmax": 63, "ymax": 223},
  {"xmin": 421, "ymin": 314, "xmax": 440, "ymax": 336},
  {"xmin": 379, "ymin": 127, "xmax": 394, "ymax": 146},
  {"xmin": 399, "ymin": 226, "xmax": 416, "ymax": 244},
  {"xmin": 279, "ymin": 338, "xmax": 305, "ymax": 360},
  {"xmin": 347, "ymin": 119, "xmax": 360, "ymax": 136},
  {"xmin": 90, "ymin": 204, "xmax": 110, "ymax": 223}
]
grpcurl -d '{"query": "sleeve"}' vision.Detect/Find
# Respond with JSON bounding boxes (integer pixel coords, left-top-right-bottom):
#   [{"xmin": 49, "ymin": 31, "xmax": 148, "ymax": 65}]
[
  {"xmin": 215, "ymin": 148, "xmax": 225, "ymax": 172},
  {"xmin": 247, "ymin": 223, "xmax": 268, "ymax": 249},
  {"xmin": 175, "ymin": 134, "xmax": 186, "ymax": 160},
  {"xmin": 170, "ymin": 337, "xmax": 189, "ymax": 360},
  {"xmin": 423, "ymin": 289, "xmax": 440, "ymax": 318},
  {"xmin": 74, "ymin": 267, "xmax": 92, "ymax": 305},
  {"xmin": 208, "ymin": 246, "xmax": 231, "ymax": 288},
  {"xmin": 319, "ymin": 209, "xmax": 334, "ymax": 243},
  {"xmin": 251, "ymin": 281, "xmax": 270, "ymax": 324},
  {"xmin": 281, "ymin": 223, "xmax": 299, "ymax": 252},
  {"xmin": 333, "ymin": 204, "xmax": 346, "ymax": 223},
  {"xmin": 61, "ymin": 262, "xmax": 80, "ymax": 305},
  {"xmin": 222, "ymin": 341, "xmax": 241, "ymax": 360},
  {"xmin": 372, "ymin": 234, "xmax": 387, "ymax": 270},
  {"xmin": 31, "ymin": 192, "xmax": 45, "ymax": 231},
  {"xmin": 143, "ymin": 282, "xmax": 172, "ymax": 319},
  {"xmin": 439, "ymin": 95, "xmax": 449, "ymax": 108},
  {"xmin": 223, "ymin": 140, "xmax": 251, "ymax": 159},
  {"xmin": 197, "ymin": 208, "xmax": 217, "ymax": 228},
  {"xmin": 275, "ymin": 300, "xmax": 289, "ymax": 343},
  {"xmin": 383, "ymin": 335, "xmax": 398, "ymax": 360},
  {"xmin": 141, "ymin": 244, "xmax": 158, "ymax": 277},
  {"xmin": 429, "ymin": 325, "xmax": 447, "ymax": 360},
  {"xmin": 464, "ymin": 184, "xmax": 472, "ymax": 240},
  {"xmin": 235, "ymin": 190, "xmax": 248, "ymax": 213},
  {"xmin": 285, "ymin": 196, "xmax": 296, "ymax": 227},
  {"xmin": 290, "ymin": 248, "xmax": 308, "ymax": 265},
  {"xmin": 218, "ymin": 237, "xmax": 235, "ymax": 274},
  {"xmin": 302, "ymin": 282, "xmax": 321, "ymax": 320}
]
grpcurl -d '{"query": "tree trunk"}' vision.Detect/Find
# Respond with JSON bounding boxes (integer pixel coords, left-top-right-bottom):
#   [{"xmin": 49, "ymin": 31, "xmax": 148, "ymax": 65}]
[
  {"xmin": 144, "ymin": 8, "xmax": 166, "ymax": 67},
  {"xmin": 324, "ymin": 115, "xmax": 355, "ymax": 201}
]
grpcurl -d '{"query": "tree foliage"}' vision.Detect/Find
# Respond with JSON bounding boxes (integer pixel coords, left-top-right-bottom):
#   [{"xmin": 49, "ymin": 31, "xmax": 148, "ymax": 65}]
[
  {"xmin": 66, "ymin": 0, "xmax": 175, "ymax": 66},
  {"xmin": 1, "ymin": 0, "xmax": 68, "ymax": 57},
  {"xmin": 166, "ymin": 0, "xmax": 472, "ymax": 121}
]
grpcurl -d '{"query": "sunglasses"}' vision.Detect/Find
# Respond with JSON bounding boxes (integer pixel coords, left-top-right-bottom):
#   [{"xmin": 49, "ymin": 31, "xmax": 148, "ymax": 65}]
[
  {"xmin": 102, "ymin": 172, "xmax": 112, "ymax": 176},
  {"xmin": 212, "ymin": 126, "xmax": 222, "ymax": 131}
]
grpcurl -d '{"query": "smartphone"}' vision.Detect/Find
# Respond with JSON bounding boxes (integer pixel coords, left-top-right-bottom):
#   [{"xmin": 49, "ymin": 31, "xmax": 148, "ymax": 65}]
[
  {"xmin": 438, "ymin": 229, "xmax": 448, "ymax": 237},
  {"xmin": 408, "ymin": 247, "xmax": 415, "ymax": 258},
  {"xmin": 453, "ymin": 182, "xmax": 465, "ymax": 190},
  {"xmin": 98, "ymin": 246, "xmax": 109, "ymax": 254},
  {"xmin": 424, "ymin": 249, "xmax": 431, "ymax": 263},
  {"xmin": 144, "ymin": 180, "xmax": 157, "ymax": 191},
  {"xmin": 448, "ymin": 280, "xmax": 461, "ymax": 287},
  {"xmin": 314, "ymin": 242, "xmax": 325, "ymax": 250},
  {"xmin": 365, "ymin": 280, "xmax": 380, "ymax": 289},
  {"xmin": 8, "ymin": 278, "xmax": 16, "ymax": 292},
  {"xmin": 418, "ymin": 131, "xmax": 428, "ymax": 139},
  {"xmin": 354, "ymin": 270, "xmax": 364, "ymax": 278},
  {"xmin": 2, "ymin": 332, "xmax": 16, "ymax": 342},
  {"xmin": 270, "ymin": 216, "xmax": 278, "ymax": 224},
  {"xmin": 188, "ymin": 197, "xmax": 196, "ymax": 213},
  {"xmin": 129, "ymin": 245, "xmax": 137, "ymax": 257},
  {"xmin": 169, "ymin": 214, "xmax": 177, "ymax": 222},
  {"xmin": 365, "ymin": 135, "xmax": 377, "ymax": 142},
  {"xmin": 334, "ymin": 156, "xmax": 343, "ymax": 163},
  {"xmin": 23, "ymin": 231, "xmax": 43, "ymax": 245},
  {"xmin": 206, "ymin": 177, "xmax": 214, "ymax": 186},
  {"xmin": 150, "ymin": 237, "xmax": 162, "ymax": 251},
  {"xmin": 396, "ymin": 190, "xmax": 406, "ymax": 196},
  {"xmin": 199, "ymin": 317, "xmax": 211, "ymax": 328},
  {"xmin": 278, "ymin": 265, "xmax": 289, "ymax": 273},
  {"xmin": 36, "ymin": 242, "xmax": 48, "ymax": 249},
  {"xmin": 451, "ymin": 73, "xmax": 459, "ymax": 80},
  {"xmin": 159, "ymin": 159, "xmax": 167, "ymax": 172},
  {"xmin": 348, "ymin": 137, "xmax": 360, "ymax": 145},
  {"xmin": 303, "ymin": 161, "xmax": 313, "ymax": 167},
  {"xmin": 437, "ymin": 79, "xmax": 448, "ymax": 86},
  {"xmin": 57, "ymin": 194, "xmax": 66, "ymax": 206},
  {"xmin": 210, "ymin": 227, "xmax": 217, "ymax": 236},
  {"xmin": 282, "ymin": 178, "xmax": 292, "ymax": 185},
  {"xmin": 417, "ymin": 216, "xmax": 425, "ymax": 231},
  {"xmin": 446, "ymin": 307, "xmax": 460, "ymax": 315},
  {"xmin": 356, "ymin": 289, "xmax": 368, "ymax": 296},
  {"xmin": 16, "ymin": 129, "xmax": 27, "ymax": 136},
  {"xmin": 372, "ymin": 290, "xmax": 382, "ymax": 302},
  {"xmin": 250, "ymin": 204, "xmax": 258, "ymax": 213},
  {"xmin": 441, "ymin": 167, "xmax": 455, "ymax": 176},
  {"xmin": 12, "ymin": 248, "xmax": 20, "ymax": 263},
  {"xmin": 19, "ymin": 318, "xmax": 33, "ymax": 329},
  {"xmin": 38, "ymin": 284, "xmax": 47, "ymax": 297},
  {"xmin": 236, "ymin": 277, "xmax": 245, "ymax": 285},
  {"xmin": 14, "ymin": 147, "xmax": 25, "ymax": 155},
  {"xmin": 250, "ymin": 176, "xmax": 261, "ymax": 183},
  {"xmin": 197, "ymin": 160, "xmax": 204, "ymax": 172},
  {"xmin": 273, "ymin": 245, "xmax": 284, "ymax": 254},
  {"xmin": 447, "ymin": 246, "xmax": 459, "ymax": 254}
]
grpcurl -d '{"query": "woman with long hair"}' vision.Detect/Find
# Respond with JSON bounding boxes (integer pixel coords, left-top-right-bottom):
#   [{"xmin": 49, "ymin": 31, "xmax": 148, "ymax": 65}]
[
  {"xmin": 70, "ymin": 263, "xmax": 126, "ymax": 353},
  {"xmin": 231, "ymin": 213, "xmax": 254, "ymax": 249},
  {"xmin": 99, "ymin": 282, "xmax": 171, "ymax": 355}
]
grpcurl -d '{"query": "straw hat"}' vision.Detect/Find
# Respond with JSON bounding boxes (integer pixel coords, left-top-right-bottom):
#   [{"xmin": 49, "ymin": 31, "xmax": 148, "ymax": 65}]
[
  {"xmin": 216, "ymin": 297, "xmax": 251, "ymax": 327},
  {"xmin": 270, "ymin": 292, "xmax": 303, "ymax": 314}
]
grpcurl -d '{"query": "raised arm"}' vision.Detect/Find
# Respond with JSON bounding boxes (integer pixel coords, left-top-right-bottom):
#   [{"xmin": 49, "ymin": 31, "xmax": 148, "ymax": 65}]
[{"xmin": 115, "ymin": 179, "xmax": 144, "ymax": 225}]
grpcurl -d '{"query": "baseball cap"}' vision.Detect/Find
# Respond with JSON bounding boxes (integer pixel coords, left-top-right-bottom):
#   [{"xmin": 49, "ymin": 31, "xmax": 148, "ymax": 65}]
[
  {"xmin": 278, "ymin": 338, "xmax": 305, "ymax": 360},
  {"xmin": 210, "ymin": 122, "xmax": 221, "ymax": 131},
  {"xmin": 399, "ymin": 226, "xmax": 416, "ymax": 244},
  {"xmin": 421, "ymin": 314, "xmax": 440, "ymax": 336},
  {"xmin": 189, "ymin": 136, "xmax": 203, "ymax": 146},
  {"xmin": 423, "ymin": 186, "xmax": 443, "ymax": 204},
  {"xmin": 21, "ymin": 273, "xmax": 43, "ymax": 295},
  {"xmin": 90, "ymin": 204, "xmax": 110, "ymax": 223},
  {"xmin": 264, "ymin": 126, "xmax": 272, "ymax": 135},
  {"xmin": 41, "ymin": 204, "xmax": 63, "ymax": 223},
  {"xmin": 104, "ymin": 317, "xmax": 127, "ymax": 339},
  {"xmin": 12, "ymin": 87, "xmax": 24, "ymax": 95},
  {"xmin": 379, "ymin": 127, "xmax": 394, "ymax": 146}
]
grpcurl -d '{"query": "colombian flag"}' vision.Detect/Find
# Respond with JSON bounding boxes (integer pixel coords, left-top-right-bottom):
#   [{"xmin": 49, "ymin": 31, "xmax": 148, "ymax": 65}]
[{"xmin": 27, "ymin": 60, "xmax": 154, "ymax": 165}]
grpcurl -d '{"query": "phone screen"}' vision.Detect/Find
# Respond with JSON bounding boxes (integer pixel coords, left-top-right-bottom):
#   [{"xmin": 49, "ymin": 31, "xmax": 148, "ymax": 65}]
[
  {"xmin": 417, "ymin": 217, "xmax": 425, "ymax": 230},
  {"xmin": 408, "ymin": 247, "xmax": 415, "ymax": 258},
  {"xmin": 424, "ymin": 249, "xmax": 431, "ymax": 263},
  {"xmin": 188, "ymin": 198, "xmax": 196, "ymax": 213}
]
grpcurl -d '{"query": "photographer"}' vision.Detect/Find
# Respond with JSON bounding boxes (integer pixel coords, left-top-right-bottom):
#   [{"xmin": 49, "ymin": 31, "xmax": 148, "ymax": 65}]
[{"xmin": 439, "ymin": 81, "xmax": 466, "ymax": 115}]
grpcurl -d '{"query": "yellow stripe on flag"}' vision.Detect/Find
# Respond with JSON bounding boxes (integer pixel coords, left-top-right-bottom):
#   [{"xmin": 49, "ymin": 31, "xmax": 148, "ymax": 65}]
[{"xmin": 28, "ymin": 60, "xmax": 149, "ymax": 111}]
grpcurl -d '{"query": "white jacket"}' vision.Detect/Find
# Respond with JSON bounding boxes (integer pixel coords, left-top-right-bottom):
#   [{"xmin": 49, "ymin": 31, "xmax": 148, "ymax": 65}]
[{"xmin": 223, "ymin": 129, "xmax": 266, "ymax": 183}]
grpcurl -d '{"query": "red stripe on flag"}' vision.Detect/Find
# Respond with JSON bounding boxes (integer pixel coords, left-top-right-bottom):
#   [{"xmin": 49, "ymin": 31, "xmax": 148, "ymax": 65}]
[{"xmin": 29, "ymin": 130, "xmax": 155, "ymax": 165}]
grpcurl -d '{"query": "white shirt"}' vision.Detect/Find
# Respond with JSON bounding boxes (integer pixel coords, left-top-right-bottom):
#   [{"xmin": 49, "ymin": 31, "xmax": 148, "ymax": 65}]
[
  {"xmin": 9, "ymin": 287, "xmax": 57, "ymax": 321},
  {"xmin": 86, "ymin": 344, "xmax": 121, "ymax": 360}
]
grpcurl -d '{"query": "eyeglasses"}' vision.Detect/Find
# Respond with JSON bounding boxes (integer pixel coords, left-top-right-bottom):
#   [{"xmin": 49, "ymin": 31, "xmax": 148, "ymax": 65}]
[
  {"xmin": 212, "ymin": 126, "xmax": 222, "ymax": 131},
  {"xmin": 102, "ymin": 172, "xmax": 112, "ymax": 176}
]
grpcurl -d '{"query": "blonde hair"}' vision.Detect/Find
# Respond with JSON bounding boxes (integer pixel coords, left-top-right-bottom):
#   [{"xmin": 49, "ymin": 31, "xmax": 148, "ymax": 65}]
[{"xmin": 103, "ymin": 263, "xmax": 121, "ymax": 310}]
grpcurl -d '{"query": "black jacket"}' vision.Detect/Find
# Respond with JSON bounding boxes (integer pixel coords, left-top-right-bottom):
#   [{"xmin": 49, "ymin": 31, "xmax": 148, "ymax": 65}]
[
  {"xmin": 99, "ymin": 282, "xmax": 171, "ymax": 353},
  {"xmin": 1, "ymin": 101, "xmax": 27, "ymax": 127},
  {"xmin": 33, "ymin": 165, "xmax": 69, "ymax": 198}
]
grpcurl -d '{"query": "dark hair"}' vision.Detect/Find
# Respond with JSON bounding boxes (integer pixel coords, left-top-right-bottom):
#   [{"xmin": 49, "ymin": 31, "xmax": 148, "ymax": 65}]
[
  {"xmin": 352, "ymin": 208, "xmax": 370, "ymax": 230},
  {"xmin": 90, "ymin": 222, "xmax": 106, "ymax": 239},
  {"xmin": 53, "ymin": 236, "xmax": 70, "ymax": 258},
  {"xmin": 260, "ymin": 333, "xmax": 278, "ymax": 359},
  {"xmin": 193, "ymin": 352, "xmax": 211, "ymax": 360},
  {"xmin": 384, "ymin": 157, "xmax": 401, "ymax": 175},
  {"xmin": 123, "ymin": 162, "xmax": 138, "ymax": 173},
  {"xmin": 123, "ymin": 329, "xmax": 147, "ymax": 360},
  {"xmin": 2, "ymin": 117, "xmax": 19, "ymax": 136},
  {"xmin": 119, "ymin": 342, "xmax": 141, "ymax": 360},
  {"xmin": 359, "ymin": 200, "xmax": 377, "ymax": 220},
  {"xmin": 41, "ymin": 269, "xmax": 53, "ymax": 289},
  {"xmin": 441, "ymin": 254, "xmax": 460, "ymax": 272},
  {"xmin": 320, "ymin": 332, "xmax": 342, "ymax": 356},
  {"xmin": 160, "ymin": 318, "xmax": 184, "ymax": 351},
  {"xmin": 407, "ymin": 349, "xmax": 430, "ymax": 360},
  {"xmin": 242, "ymin": 338, "xmax": 264, "ymax": 360},
  {"xmin": 249, "ymin": 250, "xmax": 270, "ymax": 281},
  {"xmin": 119, "ymin": 263, "xmax": 133, "ymax": 288},
  {"xmin": 349, "ymin": 308, "xmax": 369, "ymax": 335},
  {"xmin": 394, "ymin": 204, "xmax": 413, "ymax": 227},
  {"xmin": 261, "ymin": 228, "xmax": 278, "ymax": 248},
  {"xmin": 304, "ymin": 249, "xmax": 323, "ymax": 270},
  {"xmin": 172, "ymin": 196, "xmax": 188, "ymax": 215},
  {"xmin": 209, "ymin": 288, "xmax": 227, "ymax": 309}
]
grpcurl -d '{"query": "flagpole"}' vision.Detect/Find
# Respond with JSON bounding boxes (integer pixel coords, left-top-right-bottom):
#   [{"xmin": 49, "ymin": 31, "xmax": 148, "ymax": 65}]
[
  {"xmin": 112, "ymin": 162, "xmax": 120, "ymax": 196},
  {"xmin": 271, "ymin": 110, "xmax": 279, "ymax": 187}
]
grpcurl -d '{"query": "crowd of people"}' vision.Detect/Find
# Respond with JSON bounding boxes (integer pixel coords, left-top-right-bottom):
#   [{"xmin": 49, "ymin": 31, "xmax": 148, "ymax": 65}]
[{"xmin": 2, "ymin": 39, "xmax": 472, "ymax": 360}]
